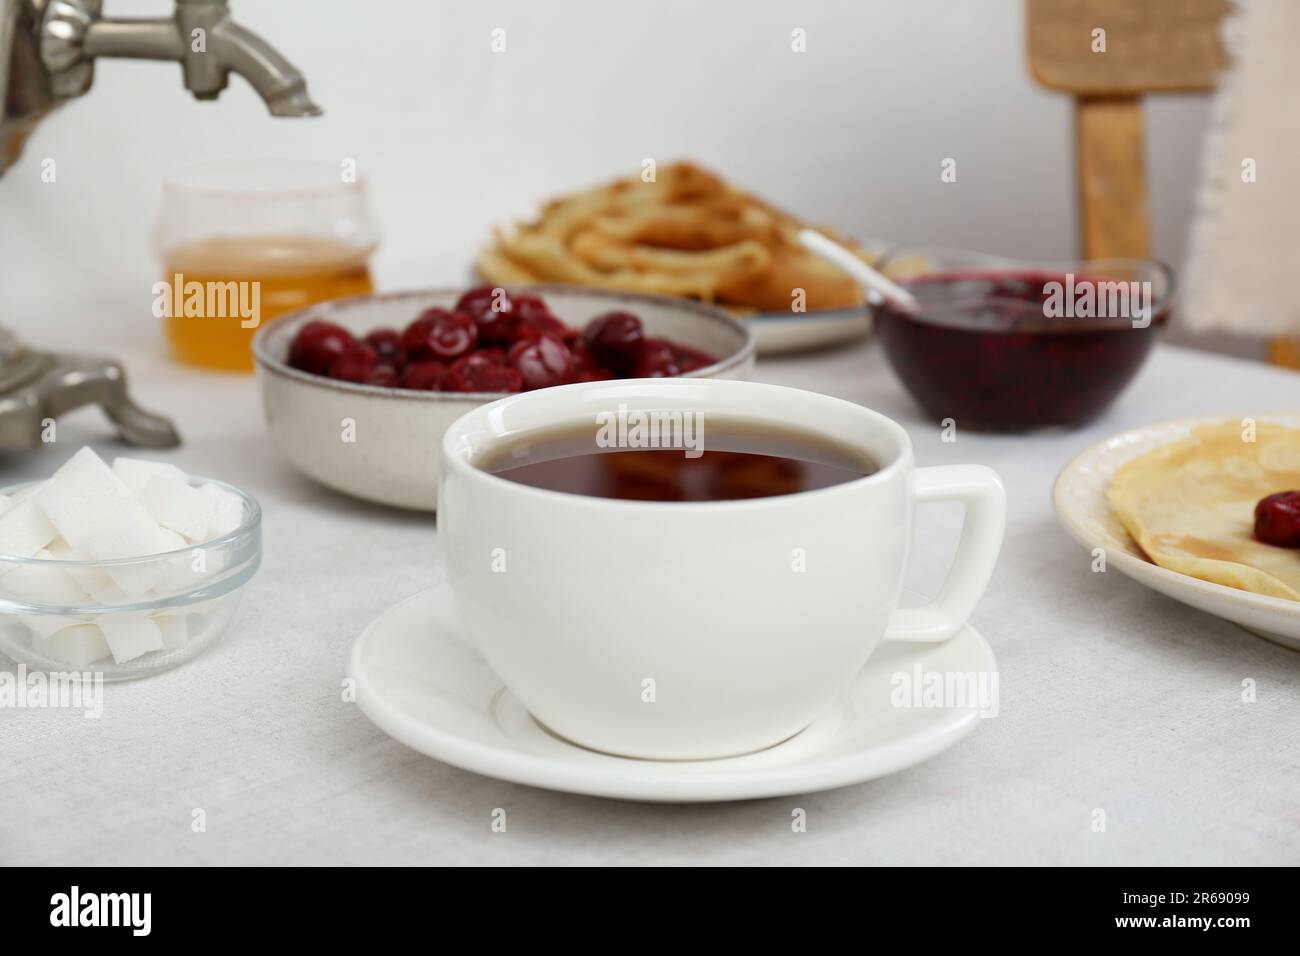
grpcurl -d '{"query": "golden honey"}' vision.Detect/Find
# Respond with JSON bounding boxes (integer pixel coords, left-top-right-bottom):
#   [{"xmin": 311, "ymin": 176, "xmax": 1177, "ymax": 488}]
[{"xmin": 160, "ymin": 234, "xmax": 374, "ymax": 371}]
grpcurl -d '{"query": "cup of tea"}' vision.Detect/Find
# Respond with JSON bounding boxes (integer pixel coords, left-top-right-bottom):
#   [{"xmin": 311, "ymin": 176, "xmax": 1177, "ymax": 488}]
[{"xmin": 439, "ymin": 378, "xmax": 1005, "ymax": 760}]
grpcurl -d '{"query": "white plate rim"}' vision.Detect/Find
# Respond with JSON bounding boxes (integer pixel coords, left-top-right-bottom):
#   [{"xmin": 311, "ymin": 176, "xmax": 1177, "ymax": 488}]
[
  {"xmin": 349, "ymin": 589, "xmax": 993, "ymax": 803},
  {"xmin": 747, "ymin": 305, "xmax": 873, "ymax": 355}
]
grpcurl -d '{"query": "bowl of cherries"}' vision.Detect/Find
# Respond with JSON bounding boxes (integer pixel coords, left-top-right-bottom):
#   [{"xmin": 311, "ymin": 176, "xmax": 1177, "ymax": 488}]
[{"xmin": 253, "ymin": 285, "xmax": 754, "ymax": 510}]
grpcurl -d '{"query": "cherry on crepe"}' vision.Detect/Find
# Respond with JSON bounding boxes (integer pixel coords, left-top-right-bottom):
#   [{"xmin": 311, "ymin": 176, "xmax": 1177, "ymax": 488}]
[{"xmin": 1255, "ymin": 491, "xmax": 1300, "ymax": 548}]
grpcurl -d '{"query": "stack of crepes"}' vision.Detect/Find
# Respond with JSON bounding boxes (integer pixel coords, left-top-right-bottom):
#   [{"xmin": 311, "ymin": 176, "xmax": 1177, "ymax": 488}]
[
  {"xmin": 476, "ymin": 162, "xmax": 890, "ymax": 314},
  {"xmin": 1109, "ymin": 421, "xmax": 1300, "ymax": 601}
]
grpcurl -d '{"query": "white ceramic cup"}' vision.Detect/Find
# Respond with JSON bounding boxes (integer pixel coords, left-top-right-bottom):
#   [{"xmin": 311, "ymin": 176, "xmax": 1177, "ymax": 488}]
[{"xmin": 440, "ymin": 378, "xmax": 1005, "ymax": 760}]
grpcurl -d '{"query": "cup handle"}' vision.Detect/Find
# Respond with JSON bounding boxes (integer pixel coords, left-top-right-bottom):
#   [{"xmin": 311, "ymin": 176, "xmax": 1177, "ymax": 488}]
[{"xmin": 885, "ymin": 464, "xmax": 1005, "ymax": 644}]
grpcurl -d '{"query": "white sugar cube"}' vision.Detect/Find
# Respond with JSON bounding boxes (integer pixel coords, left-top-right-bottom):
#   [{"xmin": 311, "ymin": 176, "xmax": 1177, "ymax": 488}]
[
  {"xmin": 24, "ymin": 613, "xmax": 85, "ymax": 640},
  {"xmin": 39, "ymin": 623, "xmax": 111, "ymax": 668},
  {"xmin": 12, "ymin": 480, "xmax": 50, "ymax": 503},
  {"xmin": 92, "ymin": 583, "xmax": 131, "ymax": 605},
  {"xmin": 33, "ymin": 447, "xmax": 132, "ymax": 549},
  {"xmin": 0, "ymin": 499, "xmax": 57, "ymax": 561},
  {"xmin": 162, "ymin": 545, "xmax": 226, "ymax": 592},
  {"xmin": 113, "ymin": 456, "xmax": 188, "ymax": 495},
  {"xmin": 139, "ymin": 475, "xmax": 214, "ymax": 543},
  {"xmin": 1, "ymin": 549, "xmax": 87, "ymax": 604},
  {"xmin": 82, "ymin": 500, "xmax": 178, "ymax": 595},
  {"xmin": 81, "ymin": 499, "xmax": 175, "ymax": 560},
  {"xmin": 200, "ymin": 483, "xmax": 244, "ymax": 538},
  {"xmin": 179, "ymin": 598, "xmax": 219, "ymax": 617},
  {"xmin": 47, "ymin": 537, "xmax": 112, "ymax": 593},
  {"xmin": 97, "ymin": 614, "xmax": 164, "ymax": 663},
  {"xmin": 90, "ymin": 566, "xmax": 157, "ymax": 600},
  {"xmin": 153, "ymin": 615, "xmax": 188, "ymax": 649}
]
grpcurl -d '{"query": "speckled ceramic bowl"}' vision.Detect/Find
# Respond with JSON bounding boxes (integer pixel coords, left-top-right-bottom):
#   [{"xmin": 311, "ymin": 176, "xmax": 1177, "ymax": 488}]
[{"xmin": 252, "ymin": 286, "xmax": 755, "ymax": 511}]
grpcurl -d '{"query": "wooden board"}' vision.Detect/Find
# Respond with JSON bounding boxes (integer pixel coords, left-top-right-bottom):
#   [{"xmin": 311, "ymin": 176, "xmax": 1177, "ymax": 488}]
[{"xmin": 1027, "ymin": 0, "xmax": 1229, "ymax": 94}]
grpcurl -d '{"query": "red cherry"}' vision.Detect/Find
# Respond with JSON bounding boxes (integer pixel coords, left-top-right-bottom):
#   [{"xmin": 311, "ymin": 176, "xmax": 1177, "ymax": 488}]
[
  {"xmin": 289, "ymin": 321, "xmax": 356, "ymax": 375},
  {"xmin": 510, "ymin": 312, "xmax": 569, "ymax": 345},
  {"xmin": 438, "ymin": 368, "xmax": 472, "ymax": 392},
  {"xmin": 456, "ymin": 286, "xmax": 518, "ymax": 344},
  {"xmin": 506, "ymin": 339, "xmax": 529, "ymax": 366},
  {"xmin": 430, "ymin": 311, "xmax": 479, "ymax": 359},
  {"xmin": 576, "ymin": 368, "xmax": 615, "ymax": 382},
  {"xmin": 568, "ymin": 341, "xmax": 597, "ymax": 368},
  {"xmin": 451, "ymin": 353, "xmax": 524, "ymax": 392},
  {"xmin": 328, "ymin": 343, "xmax": 378, "ymax": 382},
  {"xmin": 635, "ymin": 339, "xmax": 682, "ymax": 378},
  {"xmin": 400, "ymin": 310, "xmax": 443, "ymax": 357},
  {"xmin": 455, "ymin": 285, "xmax": 507, "ymax": 316},
  {"xmin": 366, "ymin": 363, "xmax": 400, "ymax": 387},
  {"xmin": 1255, "ymin": 491, "xmax": 1300, "ymax": 547},
  {"xmin": 363, "ymin": 328, "xmax": 404, "ymax": 363},
  {"xmin": 511, "ymin": 294, "xmax": 552, "ymax": 324},
  {"xmin": 512, "ymin": 335, "xmax": 575, "ymax": 390},
  {"xmin": 674, "ymin": 344, "xmax": 716, "ymax": 373},
  {"xmin": 477, "ymin": 311, "xmax": 517, "ymax": 345},
  {"xmin": 582, "ymin": 311, "xmax": 644, "ymax": 373},
  {"xmin": 399, "ymin": 360, "xmax": 448, "ymax": 390},
  {"xmin": 405, "ymin": 309, "xmax": 478, "ymax": 361},
  {"xmin": 507, "ymin": 335, "xmax": 562, "ymax": 367}
]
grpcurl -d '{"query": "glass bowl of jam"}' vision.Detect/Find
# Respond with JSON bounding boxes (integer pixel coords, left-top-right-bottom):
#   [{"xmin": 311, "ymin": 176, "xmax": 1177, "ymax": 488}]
[{"xmin": 872, "ymin": 248, "xmax": 1174, "ymax": 433}]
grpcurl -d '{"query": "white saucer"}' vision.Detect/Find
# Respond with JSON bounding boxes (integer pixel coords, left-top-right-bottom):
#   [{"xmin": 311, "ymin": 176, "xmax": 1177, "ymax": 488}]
[
  {"xmin": 1053, "ymin": 414, "xmax": 1300, "ymax": 653},
  {"xmin": 349, "ymin": 584, "xmax": 996, "ymax": 802}
]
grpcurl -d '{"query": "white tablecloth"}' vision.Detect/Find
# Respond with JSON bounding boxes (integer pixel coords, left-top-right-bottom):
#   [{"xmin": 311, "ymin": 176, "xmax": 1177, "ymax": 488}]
[{"xmin": 2, "ymin": 328, "xmax": 1299, "ymax": 866}]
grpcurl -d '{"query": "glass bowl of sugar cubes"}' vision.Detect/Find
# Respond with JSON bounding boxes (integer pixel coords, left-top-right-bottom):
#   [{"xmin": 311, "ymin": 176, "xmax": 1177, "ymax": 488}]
[{"xmin": 0, "ymin": 447, "xmax": 260, "ymax": 680}]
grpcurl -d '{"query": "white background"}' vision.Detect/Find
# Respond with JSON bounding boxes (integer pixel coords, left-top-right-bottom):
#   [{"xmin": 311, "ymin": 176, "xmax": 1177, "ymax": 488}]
[{"xmin": 1, "ymin": 0, "xmax": 1210, "ymax": 346}]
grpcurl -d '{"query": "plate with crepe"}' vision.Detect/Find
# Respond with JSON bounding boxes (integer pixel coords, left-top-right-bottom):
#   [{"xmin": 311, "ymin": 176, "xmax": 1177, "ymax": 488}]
[
  {"xmin": 475, "ymin": 161, "xmax": 912, "ymax": 354},
  {"xmin": 1053, "ymin": 414, "xmax": 1300, "ymax": 650}
]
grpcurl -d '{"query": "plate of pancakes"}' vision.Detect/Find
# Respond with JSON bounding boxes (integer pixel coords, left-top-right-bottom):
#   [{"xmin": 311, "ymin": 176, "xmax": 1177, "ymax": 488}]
[
  {"xmin": 1054, "ymin": 415, "xmax": 1300, "ymax": 650},
  {"xmin": 475, "ymin": 162, "xmax": 924, "ymax": 354}
]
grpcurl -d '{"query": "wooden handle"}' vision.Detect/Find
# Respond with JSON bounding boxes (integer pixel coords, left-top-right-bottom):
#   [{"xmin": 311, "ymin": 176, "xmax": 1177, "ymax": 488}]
[{"xmin": 1075, "ymin": 96, "xmax": 1151, "ymax": 260}]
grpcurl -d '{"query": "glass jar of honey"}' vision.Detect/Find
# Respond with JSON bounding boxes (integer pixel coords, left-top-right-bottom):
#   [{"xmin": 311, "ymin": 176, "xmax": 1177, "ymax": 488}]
[{"xmin": 154, "ymin": 160, "xmax": 379, "ymax": 371}]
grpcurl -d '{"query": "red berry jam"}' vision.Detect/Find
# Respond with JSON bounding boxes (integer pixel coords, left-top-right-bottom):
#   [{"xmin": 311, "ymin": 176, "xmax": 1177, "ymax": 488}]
[
  {"xmin": 286, "ymin": 286, "xmax": 718, "ymax": 394},
  {"xmin": 1255, "ymin": 492, "xmax": 1300, "ymax": 548},
  {"xmin": 875, "ymin": 270, "xmax": 1170, "ymax": 432}
]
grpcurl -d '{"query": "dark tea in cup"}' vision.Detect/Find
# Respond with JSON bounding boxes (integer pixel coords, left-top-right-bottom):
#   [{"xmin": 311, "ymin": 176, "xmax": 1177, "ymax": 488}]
[{"xmin": 479, "ymin": 417, "xmax": 876, "ymax": 502}]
